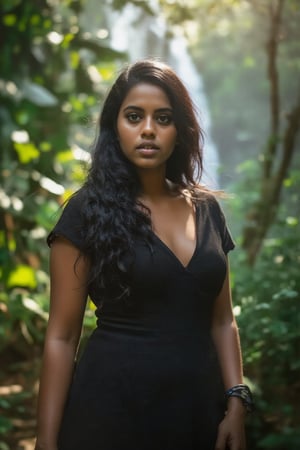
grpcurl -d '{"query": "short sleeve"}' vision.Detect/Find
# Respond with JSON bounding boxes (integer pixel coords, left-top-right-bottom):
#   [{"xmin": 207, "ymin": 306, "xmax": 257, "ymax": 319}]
[
  {"xmin": 47, "ymin": 191, "xmax": 85, "ymax": 250},
  {"xmin": 210, "ymin": 196, "xmax": 235, "ymax": 254}
]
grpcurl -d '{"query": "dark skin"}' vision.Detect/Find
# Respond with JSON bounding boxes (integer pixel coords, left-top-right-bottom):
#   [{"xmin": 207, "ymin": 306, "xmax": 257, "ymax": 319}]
[
  {"xmin": 35, "ymin": 83, "xmax": 246, "ymax": 450},
  {"xmin": 35, "ymin": 239, "xmax": 89, "ymax": 450}
]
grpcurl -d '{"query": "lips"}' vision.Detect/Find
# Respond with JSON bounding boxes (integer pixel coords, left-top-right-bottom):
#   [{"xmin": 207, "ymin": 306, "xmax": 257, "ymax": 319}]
[
  {"xmin": 136, "ymin": 142, "xmax": 159, "ymax": 150},
  {"xmin": 136, "ymin": 144, "xmax": 159, "ymax": 157}
]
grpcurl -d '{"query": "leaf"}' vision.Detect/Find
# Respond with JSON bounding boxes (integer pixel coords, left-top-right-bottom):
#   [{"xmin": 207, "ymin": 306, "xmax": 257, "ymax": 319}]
[
  {"xmin": 40, "ymin": 141, "xmax": 51, "ymax": 152},
  {"xmin": 22, "ymin": 297, "xmax": 48, "ymax": 320},
  {"xmin": 98, "ymin": 64, "xmax": 116, "ymax": 81},
  {"xmin": 6, "ymin": 265, "xmax": 37, "ymax": 289},
  {"xmin": 70, "ymin": 51, "xmax": 80, "ymax": 69},
  {"xmin": 14, "ymin": 142, "xmax": 40, "ymax": 164},
  {"xmin": 2, "ymin": 14, "xmax": 17, "ymax": 26},
  {"xmin": 21, "ymin": 80, "xmax": 58, "ymax": 107},
  {"xmin": 34, "ymin": 199, "xmax": 62, "ymax": 229},
  {"xmin": 286, "ymin": 216, "xmax": 298, "ymax": 226},
  {"xmin": 56, "ymin": 150, "xmax": 74, "ymax": 163}
]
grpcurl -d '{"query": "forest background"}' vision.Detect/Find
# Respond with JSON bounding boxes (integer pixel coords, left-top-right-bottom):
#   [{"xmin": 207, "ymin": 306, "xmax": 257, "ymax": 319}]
[{"xmin": 0, "ymin": 0, "xmax": 299, "ymax": 449}]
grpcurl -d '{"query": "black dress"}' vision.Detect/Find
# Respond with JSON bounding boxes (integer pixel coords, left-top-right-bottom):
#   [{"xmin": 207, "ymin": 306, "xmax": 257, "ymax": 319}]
[{"xmin": 47, "ymin": 192, "xmax": 235, "ymax": 450}]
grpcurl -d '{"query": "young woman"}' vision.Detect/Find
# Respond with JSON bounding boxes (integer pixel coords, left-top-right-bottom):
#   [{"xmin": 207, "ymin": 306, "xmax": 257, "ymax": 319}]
[{"xmin": 35, "ymin": 59, "xmax": 252, "ymax": 450}]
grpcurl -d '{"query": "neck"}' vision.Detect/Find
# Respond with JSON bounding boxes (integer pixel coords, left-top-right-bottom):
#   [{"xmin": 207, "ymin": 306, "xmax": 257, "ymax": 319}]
[{"xmin": 137, "ymin": 168, "xmax": 171, "ymax": 200}]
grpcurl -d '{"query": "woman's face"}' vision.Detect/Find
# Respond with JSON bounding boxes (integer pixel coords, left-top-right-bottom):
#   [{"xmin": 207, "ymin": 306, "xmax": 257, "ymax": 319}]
[{"xmin": 116, "ymin": 83, "xmax": 177, "ymax": 173}]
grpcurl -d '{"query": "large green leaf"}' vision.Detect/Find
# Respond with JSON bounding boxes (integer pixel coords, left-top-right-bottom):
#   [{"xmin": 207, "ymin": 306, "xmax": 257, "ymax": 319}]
[
  {"xmin": 13, "ymin": 142, "xmax": 40, "ymax": 164},
  {"xmin": 21, "ymin": 80, "xmax": 58, "ymax": 107},
  {"xmin": 6, "ymin": 265, "xmax": 37, "ymax": 289}
]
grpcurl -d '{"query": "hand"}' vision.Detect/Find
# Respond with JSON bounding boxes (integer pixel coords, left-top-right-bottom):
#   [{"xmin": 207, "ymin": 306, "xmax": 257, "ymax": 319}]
[{"xmin": 214, "ymin": 400, "xmax": 247, "ymax": 450}]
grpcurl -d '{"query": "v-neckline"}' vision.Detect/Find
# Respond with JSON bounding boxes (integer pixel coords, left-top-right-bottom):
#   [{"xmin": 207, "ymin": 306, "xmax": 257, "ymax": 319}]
[{"xmin": 151, "ymin": 205, "xmax": 199, "ymax": 270}]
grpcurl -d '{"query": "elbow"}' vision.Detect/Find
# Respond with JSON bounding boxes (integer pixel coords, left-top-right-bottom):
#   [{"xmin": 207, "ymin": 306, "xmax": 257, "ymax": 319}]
[
  {"xmin": 45, "ymin": 321, "xmax": 83, "ymax": 350},
  {"xmin": 211, "ymin": 317, "xmax": 238, "ymax": 338},
  {"xmin": 43, "ymin": 333, "xmax": 81, "ymax": 362},
  {"xmin": 212, "ymin": 311, "xmax": 236, "ymax": 329},
  {"xmin": 47, "ymin": 329, "xmax": 82, "ymax": 349}
]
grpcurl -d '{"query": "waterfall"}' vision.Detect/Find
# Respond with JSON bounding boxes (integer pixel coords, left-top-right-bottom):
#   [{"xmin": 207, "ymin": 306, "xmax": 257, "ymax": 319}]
[{"xmin": 106, "ymin": 1, "xmax": 219, "ymax": 187}]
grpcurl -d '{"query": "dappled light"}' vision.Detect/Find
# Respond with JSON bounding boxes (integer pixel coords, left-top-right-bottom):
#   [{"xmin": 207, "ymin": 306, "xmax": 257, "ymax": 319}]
[{"xmin": 1, "ymin": 0, "xmax": 300, "ymax": 449}]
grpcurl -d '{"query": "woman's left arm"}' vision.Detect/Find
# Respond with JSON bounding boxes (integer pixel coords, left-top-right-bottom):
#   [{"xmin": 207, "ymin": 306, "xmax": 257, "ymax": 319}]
[{"xmin": 211, "ymin": 257, "xmax": 247, "ymax": 450}]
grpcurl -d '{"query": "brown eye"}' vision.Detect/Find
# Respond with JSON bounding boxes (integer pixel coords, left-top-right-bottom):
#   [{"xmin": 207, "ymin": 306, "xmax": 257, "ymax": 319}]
[
  {"xmin": 157, "ymin": 114, "xmax": 173, "ymax": 125},
  {"xmin": 127, "ymin": 112, "xmax": 141, "ymax": 123}
]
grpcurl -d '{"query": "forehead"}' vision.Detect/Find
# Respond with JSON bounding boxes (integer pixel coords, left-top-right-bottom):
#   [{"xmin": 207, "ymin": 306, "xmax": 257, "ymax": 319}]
[{"xmin": 120, "ymin": 82, "xmax": 171, "ymax": 109}]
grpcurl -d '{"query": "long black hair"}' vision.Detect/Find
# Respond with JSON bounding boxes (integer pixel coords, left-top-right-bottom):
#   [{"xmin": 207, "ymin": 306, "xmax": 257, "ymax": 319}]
[{"xmin": 79, "ymin": 59, "xmax": 204, "ymax": 303}]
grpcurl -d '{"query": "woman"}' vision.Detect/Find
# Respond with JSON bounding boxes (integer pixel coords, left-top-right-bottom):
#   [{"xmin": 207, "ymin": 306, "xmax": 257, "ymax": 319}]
[{"xmin": 35, "ymin": 59, "xmax": 252, "ymax": 450}]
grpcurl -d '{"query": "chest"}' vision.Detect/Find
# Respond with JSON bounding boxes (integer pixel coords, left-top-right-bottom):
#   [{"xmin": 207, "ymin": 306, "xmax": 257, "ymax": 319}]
[{"xmin": 149, "ymin": 200, "xmax": 197, "ymax": 268}]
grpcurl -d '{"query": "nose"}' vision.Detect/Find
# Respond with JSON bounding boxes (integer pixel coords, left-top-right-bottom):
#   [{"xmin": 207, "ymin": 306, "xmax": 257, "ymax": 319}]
[{"xmin": 141, "ymin": 116, "xmax": 155, "ymax": 137}]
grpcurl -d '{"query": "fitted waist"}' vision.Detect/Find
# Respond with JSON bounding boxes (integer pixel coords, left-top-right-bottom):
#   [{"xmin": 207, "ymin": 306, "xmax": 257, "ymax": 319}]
[
  {"xmin": 98, "ymin": 316, "xmax": 155, "ymax": 336},
  {"xmin": 96, "ymin": 312, "xmax": 211, "ymax": 339}
]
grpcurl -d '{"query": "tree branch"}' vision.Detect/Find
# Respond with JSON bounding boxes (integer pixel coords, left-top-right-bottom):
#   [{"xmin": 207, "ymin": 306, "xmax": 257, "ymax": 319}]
[
  {"xmin": 263, "ymin": 0, "xmax": 284, "ymax": 179},
  {"xmin": 272, "ymin": 94, "xmax": 300, "ymax": 203},
  {"xmin": 242, "ymin": 92, "xmax": 300, "ymax": 265}
]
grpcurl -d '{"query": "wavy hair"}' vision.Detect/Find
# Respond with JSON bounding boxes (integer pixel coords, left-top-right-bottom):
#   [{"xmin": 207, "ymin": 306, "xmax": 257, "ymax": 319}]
[{"xmin": 79, "ymin": 59, "xmax": 204, "ymax": 303}]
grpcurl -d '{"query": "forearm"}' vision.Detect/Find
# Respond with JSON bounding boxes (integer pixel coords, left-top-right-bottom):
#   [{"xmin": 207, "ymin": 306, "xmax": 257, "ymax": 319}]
[
  {"xmin": 212, "ymin": 319, "xmax": 247, "ymax": 416},
  {"xmin": 212, "ymin": 264, "xmax": 247, "ymax": 448},
  {"xmin": 35, "ymin": 338, "xmax": 78, "ymax": 449},
  {"xmin": 212, "ymin": 319, "xmax": 243, "ymax": 389}
]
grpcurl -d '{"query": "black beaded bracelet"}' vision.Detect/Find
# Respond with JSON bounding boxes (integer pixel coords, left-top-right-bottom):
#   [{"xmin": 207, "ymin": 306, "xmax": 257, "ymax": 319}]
[{"xmin": 225, "ymin": 384, "xmax": 254, "ymax": 413}]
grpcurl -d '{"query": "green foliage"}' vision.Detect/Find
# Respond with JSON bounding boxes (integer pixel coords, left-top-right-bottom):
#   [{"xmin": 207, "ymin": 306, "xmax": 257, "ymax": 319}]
[
  {"xmin": 1, "ymin": 1, "xmax": 299, "ymax": 448},
  {"xmin": 0, "ymin": 290, "xmax": 49, "ymax": 354},
  {"xmin": 0, "ymin": 389, "xmax": 31, "ymax": 430},
  {"xmin": 181, "ymin": 3, "xmax": 300, "ymax": 442},
  {"xmin": 0, "ymin": 2, "xmax": 127, "ymax": 444},
  {"xmin": 0, "ymin": 0, "xmax": 125, "ymax": 365},
  {"xmin": 186, "ymin": 0, "xmax": 300, "ymax": 185},
  {"xmin": 229, "ymin": 166, "xmax": 300, "ymax": 449}
]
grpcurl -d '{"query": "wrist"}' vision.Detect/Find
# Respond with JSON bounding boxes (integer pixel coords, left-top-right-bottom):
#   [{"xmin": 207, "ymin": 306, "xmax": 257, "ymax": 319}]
[
  {"xmin": 226, "ymin": 396, "xmax": 247, "ymax": 417},
  {"xmin": 225, "ymin": 383, "xmax": 254, "ymax": 414}
]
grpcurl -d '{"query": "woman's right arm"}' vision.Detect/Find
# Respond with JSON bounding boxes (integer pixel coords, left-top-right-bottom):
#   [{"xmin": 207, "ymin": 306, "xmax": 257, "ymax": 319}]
[{"xmin": 35, "ymin": 238, "xmax": 89, "ymax": 450}]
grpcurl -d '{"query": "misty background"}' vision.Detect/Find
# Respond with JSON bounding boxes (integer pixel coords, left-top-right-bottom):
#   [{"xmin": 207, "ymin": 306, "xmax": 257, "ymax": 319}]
[{"xmin": 1, "ymin": 1, "xmax": 299, "ymax": 449}]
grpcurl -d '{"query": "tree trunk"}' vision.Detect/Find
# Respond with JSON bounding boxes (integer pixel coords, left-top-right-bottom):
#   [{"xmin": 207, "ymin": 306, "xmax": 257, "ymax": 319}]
[{"xmin": 241, "ymin": 0, "xmax": 300, "ymax": 265}]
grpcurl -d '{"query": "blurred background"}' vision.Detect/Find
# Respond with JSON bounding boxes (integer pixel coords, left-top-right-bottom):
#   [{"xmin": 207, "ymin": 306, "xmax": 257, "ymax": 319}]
[{"xmin": 0, "ymin": 0, "xmax": 299, "ymax": 449}]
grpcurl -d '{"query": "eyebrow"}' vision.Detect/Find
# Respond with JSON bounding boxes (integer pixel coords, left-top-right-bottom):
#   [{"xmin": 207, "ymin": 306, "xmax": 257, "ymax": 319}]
[{"xmin": 123, "ymin": 106, "xmax": 173, "ymax": 113}]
